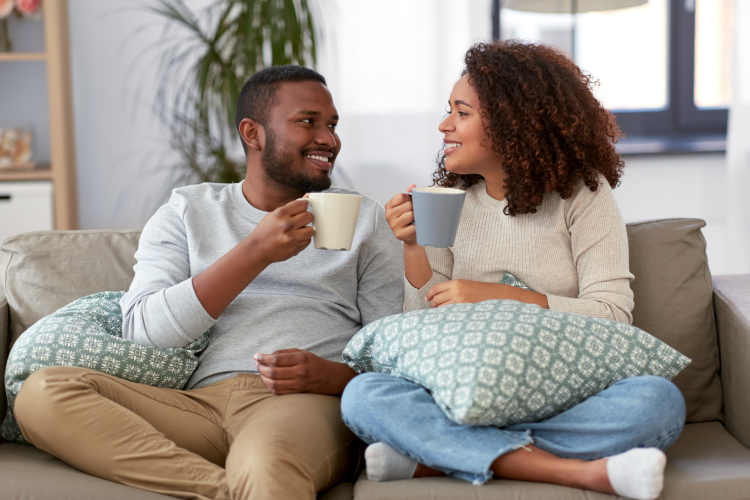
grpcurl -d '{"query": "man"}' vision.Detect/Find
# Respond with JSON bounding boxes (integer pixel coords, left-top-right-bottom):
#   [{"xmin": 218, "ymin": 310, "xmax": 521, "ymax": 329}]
[{"xmin": 15, "ymin": 65, "xmax": 404, "ymax": 500}]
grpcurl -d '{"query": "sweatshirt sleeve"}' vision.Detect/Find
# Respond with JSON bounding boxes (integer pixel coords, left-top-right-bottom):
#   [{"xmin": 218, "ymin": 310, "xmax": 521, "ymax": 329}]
[
  {"xmin": 355, "ymin": 203, "xmax": 406, "ymax": 326},
  {"xmin": 403, "ymin": 246, "xmax": 454, "ymax": 312},
  {"xmin": 545, "ymin": 180, "xmax": 635, "ymax": 324},
  {"xmin": 120, "ymin": 200, "xmax": 217, "ymax": 348}
]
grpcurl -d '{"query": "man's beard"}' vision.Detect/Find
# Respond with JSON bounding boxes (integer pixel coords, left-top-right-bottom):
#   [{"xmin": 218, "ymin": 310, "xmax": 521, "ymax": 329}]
[{"xmin": 261, "ymin": 128, "xmax": 333, "ymax": 193}]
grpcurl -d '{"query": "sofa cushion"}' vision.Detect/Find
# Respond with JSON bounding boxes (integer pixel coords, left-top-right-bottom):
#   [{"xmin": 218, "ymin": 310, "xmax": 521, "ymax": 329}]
[
  {"xmin": 626, "ymin": 219, "xmax": 722, "ymax": 423},
  {"xmin": 0, "ymin": 230, "xmax": 141, "ymax": 346},
  {"xmin": 1, "ymin": 292, "xmax": 211, "ymax": 443},
  {"xmin": 351, "ymin": 422, "xmax": 750, "ymax": 500},
  {"xmin": 0, "ymin": 442, "xmax": 171, "ymax": 499}
]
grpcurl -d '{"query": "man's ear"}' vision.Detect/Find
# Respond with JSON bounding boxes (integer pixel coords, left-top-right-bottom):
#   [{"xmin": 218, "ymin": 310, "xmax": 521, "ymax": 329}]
[{"xmin": 239, "ymin": 118, "xmax": 263, "ymax": 152}]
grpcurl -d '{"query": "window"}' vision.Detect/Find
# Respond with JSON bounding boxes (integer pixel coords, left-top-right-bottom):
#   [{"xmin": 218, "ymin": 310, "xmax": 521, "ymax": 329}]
[{"xmin": 492, "ymin": 0, "xmax": 733, "ymax": 153}]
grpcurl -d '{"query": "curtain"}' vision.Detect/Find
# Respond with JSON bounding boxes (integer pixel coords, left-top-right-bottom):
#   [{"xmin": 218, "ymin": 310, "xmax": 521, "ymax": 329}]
[{"xmin": 726, "ymin": 0, "xmax": 750, "ymax": 274}]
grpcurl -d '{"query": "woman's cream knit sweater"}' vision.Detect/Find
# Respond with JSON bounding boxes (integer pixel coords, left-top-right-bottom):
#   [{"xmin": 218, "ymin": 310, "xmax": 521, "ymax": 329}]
[{"xmin": 404, "ymin": 177, "xmax": 635, "ymax": 324}]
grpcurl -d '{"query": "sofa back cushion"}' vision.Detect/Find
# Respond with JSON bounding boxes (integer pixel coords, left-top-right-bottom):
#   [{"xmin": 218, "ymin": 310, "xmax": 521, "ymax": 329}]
[
  {"xmin": 626, "ymin": 219, "xmax": 721, "ymax": 423},
  {"xmin": 1, "ymin": 230, "xmax": 142, "ymax": 346}
]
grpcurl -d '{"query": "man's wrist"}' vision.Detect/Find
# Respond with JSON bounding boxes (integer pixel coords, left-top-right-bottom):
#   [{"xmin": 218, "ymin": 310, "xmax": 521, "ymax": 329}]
[
  {"xmin": 325, "ymin": 361, "xmax": 357, "ymax": 396},
  {"xmin": 240, "ymin": 233, "xmax": 273, "ymax": 270}
]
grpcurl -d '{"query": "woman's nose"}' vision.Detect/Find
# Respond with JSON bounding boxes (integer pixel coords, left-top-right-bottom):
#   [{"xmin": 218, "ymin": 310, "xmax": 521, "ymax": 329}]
[{"xmin": 438, "ymin": 114, "xmax": 453, "ymax": 133}]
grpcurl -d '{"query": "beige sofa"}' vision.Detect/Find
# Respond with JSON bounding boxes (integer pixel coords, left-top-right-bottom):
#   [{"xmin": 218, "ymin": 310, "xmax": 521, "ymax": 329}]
[{"xmin": 1, "ymin": 219, "xmax": 749, "ymax": 500}]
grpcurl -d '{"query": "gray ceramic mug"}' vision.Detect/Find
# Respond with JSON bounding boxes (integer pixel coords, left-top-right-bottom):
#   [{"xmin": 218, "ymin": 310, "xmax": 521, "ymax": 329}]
[{"xmin": 408, "ymin": 187, "xmax": 466, "ymax": 247}]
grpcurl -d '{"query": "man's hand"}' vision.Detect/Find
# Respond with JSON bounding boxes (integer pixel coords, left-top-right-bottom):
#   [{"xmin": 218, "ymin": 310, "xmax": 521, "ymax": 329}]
[
  {"xmin": 425, "ymin": 280, "xmax": 549, "ymax": 309},
  {"xmin": 248, "ymin": 199, "xmax": 315, "ymax": 265},
  {"xmin": 254, "ymin": 348, "xmax": 357, "ymax": 396}
]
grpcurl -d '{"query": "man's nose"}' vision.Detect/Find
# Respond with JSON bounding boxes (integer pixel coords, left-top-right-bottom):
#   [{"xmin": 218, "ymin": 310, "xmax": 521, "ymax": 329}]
[{"xmin": 315, "ymin": 127, "xmax": 337, "ymax": 148}]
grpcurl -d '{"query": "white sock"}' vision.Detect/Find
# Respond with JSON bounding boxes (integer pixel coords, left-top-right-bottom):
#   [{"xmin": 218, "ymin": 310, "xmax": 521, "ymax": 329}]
[
  {"xmin": 606, "ymin": 448, "xmax": 667, "ymax": 500},
  {"xmin": 365, "ymin": 442, "xmax": 418, "ymax": 482}
]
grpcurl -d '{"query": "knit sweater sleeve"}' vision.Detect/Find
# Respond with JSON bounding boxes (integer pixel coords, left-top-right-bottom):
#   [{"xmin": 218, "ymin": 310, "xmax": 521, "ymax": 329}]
[
  {"xmin": 403, "ymin": 246, "xmax": 454, "ymax": 312},
  {"xmin": 120, "ymin": 196, "xmax": 217, "ymax": 348},
  {"xmin": 544, "ymin": 180, "xmax": 635, "ymax": 324}
]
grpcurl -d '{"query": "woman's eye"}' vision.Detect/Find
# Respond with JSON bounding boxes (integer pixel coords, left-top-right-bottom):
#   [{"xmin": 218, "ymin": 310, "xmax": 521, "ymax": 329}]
[{"xmin": 458, "ymin": 111, "xmax": 468, "ymax": 117}]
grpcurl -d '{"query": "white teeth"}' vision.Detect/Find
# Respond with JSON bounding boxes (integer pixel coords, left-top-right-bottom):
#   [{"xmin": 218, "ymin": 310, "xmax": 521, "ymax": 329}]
[
  {"xmin": 306, "ymin": 155, "xmax": 330, "ymax": 162},
  {"xmin": 445, "ymin": 143, "xmax": 461, "ymax": 148}
]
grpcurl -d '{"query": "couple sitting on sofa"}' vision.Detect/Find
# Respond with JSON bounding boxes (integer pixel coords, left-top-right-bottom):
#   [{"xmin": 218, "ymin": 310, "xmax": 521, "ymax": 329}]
[{"xmin": 13, "ymin": 41, "xmax": 685, "ymax": 500}]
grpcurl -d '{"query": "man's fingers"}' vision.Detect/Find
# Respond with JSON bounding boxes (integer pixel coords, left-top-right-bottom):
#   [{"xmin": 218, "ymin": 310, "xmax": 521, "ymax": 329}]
[
  {"xmin": 284, "ymin": 199, "xmax": 311, "ymax": 216},
  {"xmin": 259, "ymin": 375, "xmax": 303, "ymax": 395},
  {"xmin": 290, "ymin": 210, "xmax": 314, "ymax": 228},
  {"xmin": 254, "ymin": 351, "xmax": 304, "ymax": 367},
  {"xmin": 256, "ymin": 364, "xmax": 300, "ymax": 380}
]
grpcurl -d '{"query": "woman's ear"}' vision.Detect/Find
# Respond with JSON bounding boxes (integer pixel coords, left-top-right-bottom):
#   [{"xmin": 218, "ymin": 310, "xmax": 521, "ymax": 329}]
[{"xmin": 239, "ymin": 118, "xmax": 263, "ymax": 152}]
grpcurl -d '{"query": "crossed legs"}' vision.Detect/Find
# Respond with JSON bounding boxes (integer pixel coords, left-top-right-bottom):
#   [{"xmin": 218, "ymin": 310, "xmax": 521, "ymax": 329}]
[
  {"xmin": 15, "ymin": 367, "xmax": 359, "ymax": 500},
  {"xmin": 342, "ymin": 373, "xmax": 686, "ymax": 497}
]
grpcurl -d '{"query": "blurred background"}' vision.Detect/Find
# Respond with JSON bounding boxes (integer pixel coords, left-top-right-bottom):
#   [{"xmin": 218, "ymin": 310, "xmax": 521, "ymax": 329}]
[{"xmin": 0, "ymin": 0, "xmax": 748, "ymax": 274}]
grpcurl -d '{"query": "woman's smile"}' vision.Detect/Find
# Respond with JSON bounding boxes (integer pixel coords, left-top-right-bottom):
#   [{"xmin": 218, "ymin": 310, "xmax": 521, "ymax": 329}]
[{"xmin": 444, "ymin": 141, "xmax": 462, "ymax": 155}]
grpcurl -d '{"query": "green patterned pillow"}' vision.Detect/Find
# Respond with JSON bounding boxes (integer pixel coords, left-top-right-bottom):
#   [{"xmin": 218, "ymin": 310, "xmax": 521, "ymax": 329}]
[
  {"xmin": 343, "ymin": 299, "xmax": 691, "ymax": 428},
  {"xmin": 2, "ymin": 292, "xmax": 210, "ymax": 444}
]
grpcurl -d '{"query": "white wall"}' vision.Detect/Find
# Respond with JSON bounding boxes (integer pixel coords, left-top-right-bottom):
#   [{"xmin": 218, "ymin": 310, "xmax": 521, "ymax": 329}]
[
  {"xmin": 614, "ymin": 153, "xmax": 731, "ymax": 275},
  {"xmin": 67, "ymin": 0, "xmax": 215, "ymax": 229}
]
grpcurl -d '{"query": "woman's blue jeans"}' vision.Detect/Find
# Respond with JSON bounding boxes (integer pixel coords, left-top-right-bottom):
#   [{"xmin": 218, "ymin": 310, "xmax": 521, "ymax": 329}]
[{"xmin": 341, "ymin": 373, "xmax": 686, "ymax": 484}]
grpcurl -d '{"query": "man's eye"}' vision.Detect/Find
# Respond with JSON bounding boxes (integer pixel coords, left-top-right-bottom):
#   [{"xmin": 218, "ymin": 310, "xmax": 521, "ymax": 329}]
[
  {"xmin": 328, "ymin": 123, "xmax": 337, "ymax": 130},
  {"xmin": 301, "ymin": 118, "xmax": 313, "ymax": 124}
]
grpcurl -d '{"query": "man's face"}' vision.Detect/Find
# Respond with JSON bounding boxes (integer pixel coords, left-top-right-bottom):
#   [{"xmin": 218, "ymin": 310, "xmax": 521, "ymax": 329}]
[{"xmin": 261, "ymin": 81, "xmax": 341, "ymax": 193}]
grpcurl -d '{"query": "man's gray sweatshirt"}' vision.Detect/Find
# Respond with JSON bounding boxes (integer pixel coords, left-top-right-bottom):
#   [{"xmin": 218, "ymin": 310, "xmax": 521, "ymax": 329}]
[{"xmin": 120, "ymin": 181, "xmax": 404, "ymax": 389}]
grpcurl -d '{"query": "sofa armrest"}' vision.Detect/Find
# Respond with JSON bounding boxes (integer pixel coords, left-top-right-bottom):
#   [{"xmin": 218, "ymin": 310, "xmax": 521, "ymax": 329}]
[
  {"xmin": 0, "ymin": 294, "xmax": 8, "ymax": 443},
  {"xmin": 713, "ymin": 274, "xmax": 750, "ymax": 449}
]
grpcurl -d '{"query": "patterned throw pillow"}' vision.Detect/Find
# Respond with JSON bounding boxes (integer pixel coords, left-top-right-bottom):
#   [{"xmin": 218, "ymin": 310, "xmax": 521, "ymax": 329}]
[
  {"xmin": 1, "ymin": 292, "xmax": 210, "ymax": 444},
  {"xmin": 343, "ymin": 299, "xmax": 691, "ymax": 428}
]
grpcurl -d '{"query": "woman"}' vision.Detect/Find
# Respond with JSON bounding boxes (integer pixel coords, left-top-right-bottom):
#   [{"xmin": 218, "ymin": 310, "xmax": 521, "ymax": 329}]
[{"xmin": 340, "ymin": 41, "xmax": 685, "ymax": 500}]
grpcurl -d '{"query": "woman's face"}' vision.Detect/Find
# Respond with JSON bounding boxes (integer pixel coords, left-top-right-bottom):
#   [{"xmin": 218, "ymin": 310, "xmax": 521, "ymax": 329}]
[{"xmin": 438, "ymin": 74, "xmax": 501, "ymax": 177}]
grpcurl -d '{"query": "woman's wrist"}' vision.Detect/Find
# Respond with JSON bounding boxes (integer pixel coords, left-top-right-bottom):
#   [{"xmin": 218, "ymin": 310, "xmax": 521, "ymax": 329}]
[
  {"xmin": 511, "ymin": 287, "xmax": 549, "ymax": 309},
  {"xmin": 404, "ymin": 243, "xmax": 433, "ymax": 290}
]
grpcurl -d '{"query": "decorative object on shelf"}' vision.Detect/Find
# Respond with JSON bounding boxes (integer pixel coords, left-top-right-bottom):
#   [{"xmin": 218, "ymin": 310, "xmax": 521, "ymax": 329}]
[
  {"xmin": 0, "ymin": 0, "xmax": 43, "ymax": 52},
  {"xmin": 0, "ymin": 128, "xmax": 34, "ymax": 170},
  {"xmin": 138, "ymin": 0, "xmax": 318, "ymax": 188}
]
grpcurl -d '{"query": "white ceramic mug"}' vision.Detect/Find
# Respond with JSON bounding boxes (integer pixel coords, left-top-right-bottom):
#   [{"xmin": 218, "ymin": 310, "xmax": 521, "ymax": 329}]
[{"xmin": 297, "ymin": 193, "xmax": 363, "ymax": 251}]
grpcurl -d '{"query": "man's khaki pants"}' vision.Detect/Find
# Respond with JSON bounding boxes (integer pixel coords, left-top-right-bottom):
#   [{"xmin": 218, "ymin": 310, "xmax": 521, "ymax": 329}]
[{"xmin": 14, "ymin": 367, "xmax": 361, "ymax": 500}]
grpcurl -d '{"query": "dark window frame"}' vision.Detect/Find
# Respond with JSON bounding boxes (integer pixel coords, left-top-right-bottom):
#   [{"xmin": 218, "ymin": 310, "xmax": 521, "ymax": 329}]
[{"xmin": 493, "ymin": 0, "xmax": 728, "ymax": 151}]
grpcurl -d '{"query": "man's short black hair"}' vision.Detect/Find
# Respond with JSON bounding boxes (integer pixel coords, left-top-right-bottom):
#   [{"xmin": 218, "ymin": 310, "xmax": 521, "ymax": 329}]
[{"xmin": 235, "ymin": 65, "xmax": 327, "ymax": 152}]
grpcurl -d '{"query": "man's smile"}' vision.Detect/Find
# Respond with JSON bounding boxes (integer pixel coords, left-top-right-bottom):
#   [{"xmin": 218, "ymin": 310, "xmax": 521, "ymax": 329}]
[{"xmin": 304, "ymin": 151, "xmax": 334, "ymax": 170}]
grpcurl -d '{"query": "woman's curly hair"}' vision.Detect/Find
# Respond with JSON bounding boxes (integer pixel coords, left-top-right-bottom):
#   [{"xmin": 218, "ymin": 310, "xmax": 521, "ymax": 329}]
[{"xmin": 433, "ymin": 40, "xmax": 625, "ymax": 216}]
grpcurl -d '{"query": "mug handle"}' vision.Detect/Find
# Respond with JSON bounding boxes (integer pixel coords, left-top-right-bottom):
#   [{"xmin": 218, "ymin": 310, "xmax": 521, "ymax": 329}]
[
  {"xmin": 403, "ymin": 192, "xmax": 415, "ymax": 225},
  {"xmin": 296, "ymin": 198, "xmax": 316, "ymax": 232}
]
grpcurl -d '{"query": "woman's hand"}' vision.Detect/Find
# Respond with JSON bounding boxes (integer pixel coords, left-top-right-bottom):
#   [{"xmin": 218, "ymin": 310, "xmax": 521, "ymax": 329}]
[
  {"xmin": 385, "ymin": 185, "xmax": 418, "ymax": 245},
  {"xmin": 425, "ymin": 280, "xmax": 549, "ymax": 309},
  {"xmin": 254, "ymin": 348, "xmax": 356, "ymax": 396}
]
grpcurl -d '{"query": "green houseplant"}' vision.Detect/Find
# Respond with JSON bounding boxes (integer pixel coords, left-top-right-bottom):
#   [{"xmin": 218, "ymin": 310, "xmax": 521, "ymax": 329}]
[{"xmin": 142, "ymin": 0, "xmax": 318, "ymax": 185}]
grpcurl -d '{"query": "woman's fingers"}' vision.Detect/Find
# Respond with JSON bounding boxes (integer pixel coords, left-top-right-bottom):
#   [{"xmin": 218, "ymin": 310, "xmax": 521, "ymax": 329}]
[
  {"xmin": 429, "ymin": 291, "xmax": 453, "ymax": 308},
  {"xmin": 385, "ymin": 192, "xmax": 413, "ymax": 211},
  {"xmin": 393, "ymin": 210, "xmax": 415, "ymax": 229},
  {"xmin": 425, "ymin": 281, "xmax": 453, "ymax": 302},
  {"xmin": 386, "ymin": 197, "xmax": 413, "ymax": 221}
]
